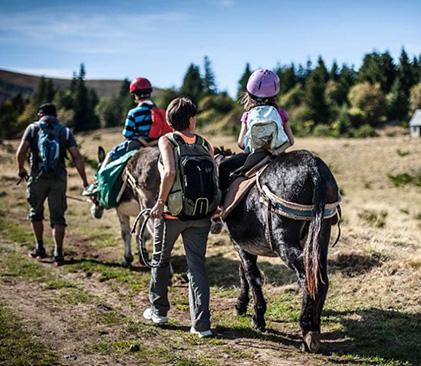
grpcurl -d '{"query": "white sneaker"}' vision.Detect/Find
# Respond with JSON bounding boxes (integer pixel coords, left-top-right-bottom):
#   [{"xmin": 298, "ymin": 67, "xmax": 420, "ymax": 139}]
[
  {"xmin": 190, "ymin": 327, "xmax": 213, "ymax": 338},
  {"xmin": 143, "ymin": 308, "xmax": 168, "ymax": 324}
]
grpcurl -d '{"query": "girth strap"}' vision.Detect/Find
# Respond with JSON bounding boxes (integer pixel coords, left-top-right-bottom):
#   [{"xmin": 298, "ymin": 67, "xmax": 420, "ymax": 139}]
[{"xmin": 256, "ymin": 171, "xmax": 341, "ymax": 221}]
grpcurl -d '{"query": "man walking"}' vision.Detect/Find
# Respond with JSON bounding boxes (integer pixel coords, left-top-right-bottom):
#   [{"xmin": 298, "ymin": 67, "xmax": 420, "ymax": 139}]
[{"xmin": 16, "ymin": 103, "xmax": 89, "ymax": 265}]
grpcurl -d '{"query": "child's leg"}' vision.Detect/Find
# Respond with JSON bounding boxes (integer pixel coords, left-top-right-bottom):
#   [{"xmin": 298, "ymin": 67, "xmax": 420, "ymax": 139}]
[{"xmin": 218, "ymin": 153, "xmax": 249, "ymax": 195}]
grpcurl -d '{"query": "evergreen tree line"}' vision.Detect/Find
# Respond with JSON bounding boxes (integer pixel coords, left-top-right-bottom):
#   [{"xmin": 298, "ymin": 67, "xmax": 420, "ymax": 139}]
[
  {"xmin": 179, "ymin": 49, "xmax": 421, "ymax": 138},
  {"xmin": 0, "ymin": 64, "xmax": 99, "ymax": 140},
  {"xmin": 1, "ymin": 49, "xmax": 421, "ymax": 141}
]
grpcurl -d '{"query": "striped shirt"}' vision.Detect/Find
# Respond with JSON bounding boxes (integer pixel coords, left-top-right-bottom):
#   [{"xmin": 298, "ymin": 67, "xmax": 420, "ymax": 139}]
[{"xmin": 122, "ymin": 101, "xmax": 154, "ymax": 141}]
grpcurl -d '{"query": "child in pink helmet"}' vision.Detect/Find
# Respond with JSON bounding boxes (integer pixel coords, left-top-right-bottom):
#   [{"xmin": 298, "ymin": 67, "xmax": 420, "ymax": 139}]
[{"xmin": 218, "ymin": 68, "xmax": 295, "ymax": 198}]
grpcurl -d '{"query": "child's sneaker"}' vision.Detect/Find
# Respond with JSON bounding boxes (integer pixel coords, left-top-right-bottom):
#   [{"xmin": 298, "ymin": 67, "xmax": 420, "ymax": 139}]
[
  {"xmin": 190, "ymin": 327, "xmax": 213, "ymax": 338},
  {"xmin": 82, "ymin": 184, "xmax": 98, "ymax": 197},
  {"xmin": 28, "ymin": 248, "xmax": 47, "ymax": 259},
  {"xmin": 143, "ymin": 308, "xmax": 168, "ymax": 324},
  {"xmin": 53, "ymin": 255, "xmax": 65, "ymax": 267}
]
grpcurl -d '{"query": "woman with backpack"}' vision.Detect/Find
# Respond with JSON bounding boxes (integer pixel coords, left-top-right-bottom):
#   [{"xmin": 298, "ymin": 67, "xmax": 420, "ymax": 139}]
[
  {"xmin": 143, "ymin": 97, "xmax": 219, "ymax": 338},
  {"xmin": 218, "ymin": 68, "xmax": 295, "ymax": 198}
]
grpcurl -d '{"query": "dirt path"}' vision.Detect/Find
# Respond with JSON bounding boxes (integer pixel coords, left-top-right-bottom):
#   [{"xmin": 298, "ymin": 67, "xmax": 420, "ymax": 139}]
[{"xmin": 0, "ymin": 238, "xmax": 326, "ymax": 366}]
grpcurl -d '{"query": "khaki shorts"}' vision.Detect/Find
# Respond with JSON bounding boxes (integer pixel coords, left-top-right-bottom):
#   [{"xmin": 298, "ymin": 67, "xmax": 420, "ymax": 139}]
[{"xmin": 26, "ymin": 174, "xmax": 67, "ymax": 227}]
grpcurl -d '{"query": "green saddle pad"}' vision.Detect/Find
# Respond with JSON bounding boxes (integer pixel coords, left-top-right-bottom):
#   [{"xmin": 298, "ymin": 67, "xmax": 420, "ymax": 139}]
[{"xmin": 95, "ymin": 149, "xmax": 138, "ymax": 209}]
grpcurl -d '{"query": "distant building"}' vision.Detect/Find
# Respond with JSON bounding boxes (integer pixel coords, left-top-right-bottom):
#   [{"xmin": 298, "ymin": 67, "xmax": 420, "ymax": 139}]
[{"xmin": 409, "ymin": 110, "xmax": 421, "ymax": 137}]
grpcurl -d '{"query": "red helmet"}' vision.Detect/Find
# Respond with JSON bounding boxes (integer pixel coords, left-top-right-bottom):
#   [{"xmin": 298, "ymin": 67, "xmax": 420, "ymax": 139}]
[{"xmin": 129, "ymin": 77, "xmax": 152, "ymax": 94}]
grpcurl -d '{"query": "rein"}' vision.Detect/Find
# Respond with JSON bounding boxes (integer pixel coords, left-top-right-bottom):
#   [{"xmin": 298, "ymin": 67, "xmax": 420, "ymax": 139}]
[{"xmin": 131, "ymin": 208, "xmax": 168, "ymax": 268}]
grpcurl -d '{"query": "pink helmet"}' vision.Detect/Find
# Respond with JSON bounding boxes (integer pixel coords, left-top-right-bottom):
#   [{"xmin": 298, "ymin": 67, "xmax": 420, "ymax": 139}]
[{"xmin": 246, "ymin": 69, "xmax": 280, "ymax": 99}]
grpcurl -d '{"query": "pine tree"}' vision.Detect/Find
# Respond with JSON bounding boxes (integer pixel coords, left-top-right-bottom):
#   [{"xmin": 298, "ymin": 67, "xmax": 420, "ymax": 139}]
[
  {"xmin": 237, "ymin": 63, "xmax": 252, "ymax": 99},
  {"xmin": 275, "ymin": 63, "xmax": 296, "ymax": 95},
  {"xmin": 387, "ymin": 77, "xmax": 409, "ymax": 120},
  {"xmin": 180, "ymin": 64, "xmax": 203, "ymax": 105},
  {"xmin": 0, "ymin": 94, "xmax": 27, "ymax": 140},
  {"xmin": 33, "ymin": 76, "xmax": 47, "ymax": 107},
  {"xmin": 119, "ymin": 78, "xmax": 135, "ymax": 121},
  {"xmin": 398, "ymin": 48, "xmax": 415, "ymax": 98},
  {"xmin": 337, "ymin": 64, "xmax": 357, "ymax": 106},
  {"xmin": 380, "ymin": 51, "xmax": 396, "ymax": 94},
  {"xmin": 203, "ymin": 56, "xmax": 217, "ymax": 95},
  {"xmin": 304, "ymin": 57, "xmax": 330, "ymax": 124},
  {"xmin": 45, "ymin": 79, "xmax": 55, "ymax": 102},
  {"xmin": 330, "ymin": 61, "xmax": 340, "ymax": 82},
  {"xmin": 72, "ymin": 64, "xmax": 99, "ymax": 131},
  {"xmin": 358, "ymin": 52, "xmax": 382, "ymax": 86}
]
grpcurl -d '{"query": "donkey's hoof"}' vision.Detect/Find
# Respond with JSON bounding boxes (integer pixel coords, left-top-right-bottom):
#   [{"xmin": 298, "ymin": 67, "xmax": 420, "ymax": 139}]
[
  {"xmin": 234, "ymin": 304, "xmax": 247, "ymax": 316},
  {"xmin": 252, "ymin": 316, "xmax": 266, "ymax": 332},
  {"xmin": 120, "ymin": 257, "xmax": 133, "ymax": 268},
  {"xmin": 301, "ymin": 331, "xmax": 321, "ymax": 353}
]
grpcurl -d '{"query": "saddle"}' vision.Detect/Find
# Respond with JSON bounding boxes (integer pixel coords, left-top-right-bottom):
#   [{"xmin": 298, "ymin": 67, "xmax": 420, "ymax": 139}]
[{"xmin": 221, "ymin": 151, "xmax": 271, "ymax": 221}]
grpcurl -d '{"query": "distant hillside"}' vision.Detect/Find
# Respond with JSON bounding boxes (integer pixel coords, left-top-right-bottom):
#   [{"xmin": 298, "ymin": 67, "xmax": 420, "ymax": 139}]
[{"xmin": 0, "ymin": 69, "xmax": 163, "ymax": 101}]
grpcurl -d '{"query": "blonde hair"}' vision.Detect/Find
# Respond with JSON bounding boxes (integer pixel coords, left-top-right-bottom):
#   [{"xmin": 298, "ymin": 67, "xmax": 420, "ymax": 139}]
[{"xmin": 238, "ymin": 92, "xmax": 279, "ymax": 112}]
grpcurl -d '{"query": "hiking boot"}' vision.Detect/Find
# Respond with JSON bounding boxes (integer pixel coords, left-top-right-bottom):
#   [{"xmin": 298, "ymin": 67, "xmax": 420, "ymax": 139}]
[
  {"xmin": 190, "ymin": 327, "xmax": 213, "ymax": 338},
  {"xmin": 28, "ymin": 248, "xmax": 47, "ymax": 259},
  {"xmin": 143, "ymin": 308, "xmax": 168, "ymax": 324},
  {"xmin": 82, "ymin": 184, "xmax": 98, "ymax": 197},
  {"xmin": 53, "ymin": 255, "xmax": 65, "ymax": 267}
]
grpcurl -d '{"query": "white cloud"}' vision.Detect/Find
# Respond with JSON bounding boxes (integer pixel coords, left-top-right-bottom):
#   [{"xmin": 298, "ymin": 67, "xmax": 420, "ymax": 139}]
[
  {"xmin": 0, "ymin": 10, "xmax": 189, "ymax": 54},
  {"xmin": 1, "ymin": 67, "xmax": 75, "ymax": 79},
  {"xmin": 209, "ymin": 0, "xmax": 235, "ymax": 7}
]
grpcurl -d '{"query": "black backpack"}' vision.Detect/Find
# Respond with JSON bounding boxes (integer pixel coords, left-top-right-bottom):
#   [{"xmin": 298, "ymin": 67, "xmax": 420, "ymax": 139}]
[{"xmin": 165, "ymin": 133, "xmax": 221, "ymax": 220}]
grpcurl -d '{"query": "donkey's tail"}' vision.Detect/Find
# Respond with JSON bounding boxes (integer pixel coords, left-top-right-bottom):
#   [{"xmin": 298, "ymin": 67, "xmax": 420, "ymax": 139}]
[{"xmin": 303, "ymin": 159, "xmax": 327, "ymax": 300}]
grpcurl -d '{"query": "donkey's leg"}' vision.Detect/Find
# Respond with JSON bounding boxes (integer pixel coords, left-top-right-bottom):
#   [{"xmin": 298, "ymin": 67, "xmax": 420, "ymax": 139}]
[
  {"xmin": 279, "ymin": 222, "xmax": 330, "ymax": 352},
  {"xmin": 234, "ymin": 263, "xmax": 250, "ymax": 316},
  {"xmin": 116, "ymin": 209, "xmax": 133, "ymax": 267},
  {"xmin": 235, "ymin": 246, "xmax": 266, "ymax": 331},
  {"xmin": 299, "ymin": 223, "xmax": 331, "ymax": 353}
]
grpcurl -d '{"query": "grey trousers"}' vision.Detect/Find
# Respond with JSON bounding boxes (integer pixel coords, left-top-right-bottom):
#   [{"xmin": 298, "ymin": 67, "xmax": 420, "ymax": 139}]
[{"xmin": 149, "ymin": 217, "xmax": 211, "ymax": 331}]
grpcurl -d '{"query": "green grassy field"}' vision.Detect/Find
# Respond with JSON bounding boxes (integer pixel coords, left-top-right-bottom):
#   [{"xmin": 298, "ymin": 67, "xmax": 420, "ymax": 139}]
[{"xmin": 0, "ymin": 129, "xmax": 420, "ymax": 365}]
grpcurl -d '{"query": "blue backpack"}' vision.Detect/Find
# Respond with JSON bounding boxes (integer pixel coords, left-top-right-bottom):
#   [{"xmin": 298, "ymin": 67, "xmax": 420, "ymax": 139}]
[{"xmin": 35, "ymin": 122, "xmax": 66, "ymax": 176}]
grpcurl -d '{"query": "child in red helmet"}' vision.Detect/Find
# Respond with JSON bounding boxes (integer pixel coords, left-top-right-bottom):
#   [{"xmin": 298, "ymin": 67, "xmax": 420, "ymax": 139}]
[{"xmin": 83, "ymin": 77, "xmax": 171, "ymax": 196}]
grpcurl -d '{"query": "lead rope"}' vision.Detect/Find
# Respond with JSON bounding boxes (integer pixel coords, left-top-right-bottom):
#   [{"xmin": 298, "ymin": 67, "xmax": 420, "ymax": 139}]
[{"xmin": 131, "ymin": 208, "xmax": 167, "ymax": 268}]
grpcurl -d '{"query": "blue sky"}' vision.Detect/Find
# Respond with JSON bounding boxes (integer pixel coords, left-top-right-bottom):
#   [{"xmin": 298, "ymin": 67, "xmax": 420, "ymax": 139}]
[{"xmin": 0, "ymin": 0, "xmax": 420, "ymax": 97}]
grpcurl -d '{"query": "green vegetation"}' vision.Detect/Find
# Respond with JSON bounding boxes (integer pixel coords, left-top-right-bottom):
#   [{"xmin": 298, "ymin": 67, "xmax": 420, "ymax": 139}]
[
  {"xmin": 358, "ymin": 209, "xmax": 388, "ymax": 228},
  {"xmin": 0, "ymin": 302, "xmax": 59, "ymax": 365},
  {"xmin": 2, "ymin": 50, "xmax": 421, "ymax": 141},
  {"xmin": 388, "ymin": 172, "xmax": 421, "ymax": 187}
]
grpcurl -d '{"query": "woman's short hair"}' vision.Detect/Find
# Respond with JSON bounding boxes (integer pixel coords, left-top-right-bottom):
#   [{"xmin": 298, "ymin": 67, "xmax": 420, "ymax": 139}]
[{"xmin": 166, "ymin": 97, "xmax": 197, "ymax": 131}]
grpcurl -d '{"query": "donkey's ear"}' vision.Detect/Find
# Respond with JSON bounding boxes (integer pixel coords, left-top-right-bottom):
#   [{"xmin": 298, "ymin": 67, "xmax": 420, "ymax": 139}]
[{"xmin": 98, "ymin": 146, "xmax": 106, "ymax": 163}]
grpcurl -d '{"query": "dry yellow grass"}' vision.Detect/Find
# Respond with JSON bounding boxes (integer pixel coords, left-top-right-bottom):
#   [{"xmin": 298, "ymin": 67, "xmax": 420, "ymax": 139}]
[{"xmin": 1, "ymin": 129, "xmax": 421, "ymax": 364}]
